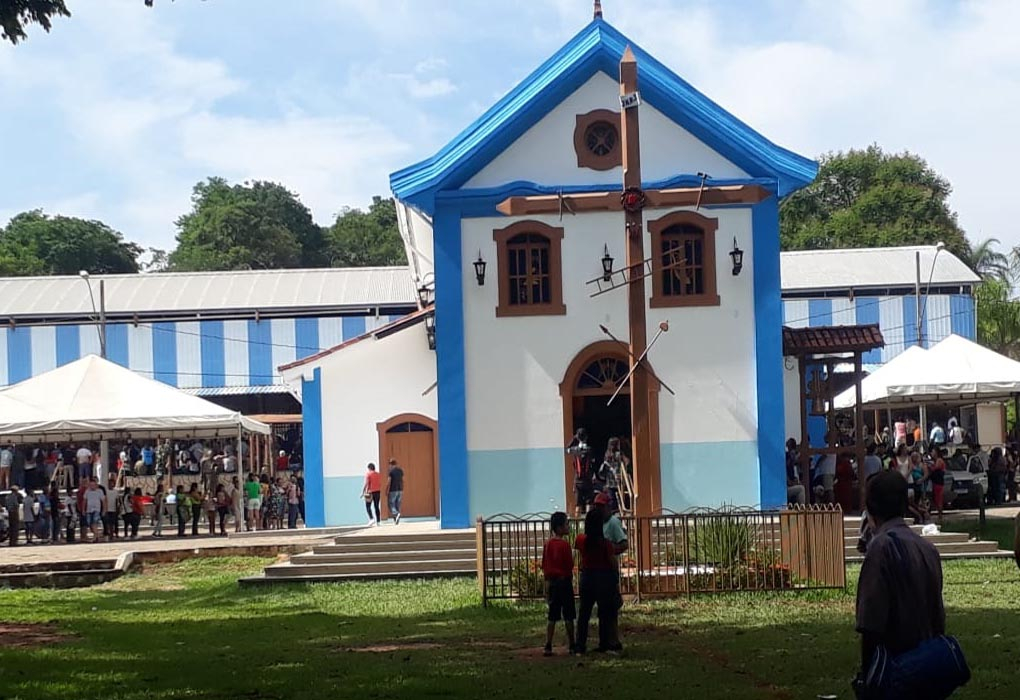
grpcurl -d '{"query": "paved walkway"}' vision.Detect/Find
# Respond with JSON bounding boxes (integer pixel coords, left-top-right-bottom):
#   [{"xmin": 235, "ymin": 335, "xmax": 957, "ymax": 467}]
[{"xmin": 0, "ymin": 530, "xmax": 334, "ymax": 566}]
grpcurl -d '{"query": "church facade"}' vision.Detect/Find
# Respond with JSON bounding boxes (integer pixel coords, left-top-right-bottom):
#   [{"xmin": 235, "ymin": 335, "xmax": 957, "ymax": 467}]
[{"xmin": 283, "ymin": 17, "xmax": 818, "ymax": 529}]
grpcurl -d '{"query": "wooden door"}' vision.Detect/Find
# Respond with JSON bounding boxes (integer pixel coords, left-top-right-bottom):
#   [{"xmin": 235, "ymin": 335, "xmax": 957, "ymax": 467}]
[{"xmin": 379, "ymin": 419, "xmax": 437, "ymax": 518}]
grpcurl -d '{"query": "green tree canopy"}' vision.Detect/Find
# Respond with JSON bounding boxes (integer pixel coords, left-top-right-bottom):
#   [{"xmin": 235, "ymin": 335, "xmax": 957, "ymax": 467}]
[
  {"xmin": 169, "ymin": 178, "xmax": 325, "ymax": 271},
  {"xmin": 326, "ymin": 196, "xmax": 406, "ymax": 267},
  {"xmin": 0, "ymin": 210, "xmax": 142, "ymax": 275},
  {"xmin": 780, "ymin": 145, "xmax": 971, "ymax": 259}
]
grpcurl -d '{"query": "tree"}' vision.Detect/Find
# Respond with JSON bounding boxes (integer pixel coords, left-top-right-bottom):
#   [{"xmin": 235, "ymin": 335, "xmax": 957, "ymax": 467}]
[
  {"xmin": 169, "ymin": 178, "xmax": 324, "ymax": 271},
  {"xmin": 964, "ymin": 237, "xmax": 1010, "ymax": 280},
  {"xmin": 0, "ymin": 210, "xmax": 142, "ymax": 275},
  {"xmin": 975, "ymin": 278, "xmax": 1020, "ymax": 360},
  {"xmin": 780, "ymin": 145, "xmax": 971, "ymax": 259},
  {"xmin": 0, "ymin": 0, "xmax": 69, "ymax": 44},
  {"xmin": 326, "ymin": 196, "xmax": 407, "ymax": 267}
]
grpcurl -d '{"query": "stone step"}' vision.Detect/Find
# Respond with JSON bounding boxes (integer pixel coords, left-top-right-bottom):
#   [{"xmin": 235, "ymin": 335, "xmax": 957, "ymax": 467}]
[
  {"xmin": 844, "ymin": 539, "xmax": 1001, "ymax": 557},
  {"xmin": 847, "ymin": 549, "xmax": 1015, "ymax": 564},
  {"xmin": 0, "ymin": 558, "xmax": 117, "ymax": 575},
  {"xmin": 295, "ymin": 548, "xmax": 474, "ymax": 564},
  {"xmin": 264, "ymin": 558, "xmax": 477, "ymax": 578},
  {"xmin": 0, "ymin": 569, "xmax": 123, "ymax": 589},
  {"xmin": 334, "ymin": 531, "xmax": 475, "ymax": 546},
  {"xmin": 239, "ymin": 569, "xmax": 474, "ymax": 586},
  {"xmin": 842, "ymin": 532, "xmax": 970, "ymax": 547}
]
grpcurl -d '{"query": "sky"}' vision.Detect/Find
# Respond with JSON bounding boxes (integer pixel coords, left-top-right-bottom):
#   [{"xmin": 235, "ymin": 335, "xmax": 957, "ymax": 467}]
[{"xmin": 0, "ymin": 0, "xmax": 1017, "ymax": 253}]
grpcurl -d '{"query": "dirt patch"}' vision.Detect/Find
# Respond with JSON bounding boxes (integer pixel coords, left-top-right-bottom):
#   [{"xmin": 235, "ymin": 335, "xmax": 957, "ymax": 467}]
[
  {"xmin": 348, "ymin": 642, "xmax": 442, "ymax": 653},
  {"xmin": 0, "ymin": 623, "xmax": 73, "ymax": 649}
]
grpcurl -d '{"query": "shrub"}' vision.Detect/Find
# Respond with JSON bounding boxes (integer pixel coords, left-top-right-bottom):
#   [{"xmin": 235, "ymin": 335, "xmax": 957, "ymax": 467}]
[{"xmin": 508, "ymin": 558, "xmax": 544, "ymax": 598}]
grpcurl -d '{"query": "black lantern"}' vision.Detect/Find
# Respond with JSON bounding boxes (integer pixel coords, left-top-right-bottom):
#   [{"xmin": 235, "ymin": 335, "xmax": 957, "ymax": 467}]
[
  {"xmin": 473, "ymin": 251, "xmax": 487, "ymax": 286},
  {"xmin": 601, "ymin": 244, "xmax": 614, "ymax": 282},
  {"xmin": 424, "ymin": 312, "xmax": 436, "ymax": 350},
  {"xmin": 417, "ymin": 284, "xmax": 433, "ymax": 307},
  {"xmin": 729, "ymin": 237, "xmax": 744, "ymax": 276}
]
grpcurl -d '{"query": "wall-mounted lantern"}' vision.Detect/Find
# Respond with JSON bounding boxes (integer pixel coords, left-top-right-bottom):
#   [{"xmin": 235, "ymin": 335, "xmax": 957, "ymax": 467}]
[
  {"xmin": 601, "ymin": 244, "xmax": 614, "ymax": 282},
  {"xmin": 473, "ymin": 251, "xmax": 487, "ymax": 286},
  {"xmin": 729, "ymin": 237, "xmax": 744, "ymax": 276}
]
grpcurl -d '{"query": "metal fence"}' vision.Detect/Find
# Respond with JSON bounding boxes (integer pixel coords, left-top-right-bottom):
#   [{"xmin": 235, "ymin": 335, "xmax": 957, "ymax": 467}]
[{"xmin": 477, "ymin": 505, "xmax": 846, "ymax": 604}]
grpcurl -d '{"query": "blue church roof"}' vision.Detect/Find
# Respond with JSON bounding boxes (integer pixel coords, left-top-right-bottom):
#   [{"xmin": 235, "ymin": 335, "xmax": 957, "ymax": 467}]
[{"xmin": 390, "ymin": 18, "xmax": 818, "ymax": 214}]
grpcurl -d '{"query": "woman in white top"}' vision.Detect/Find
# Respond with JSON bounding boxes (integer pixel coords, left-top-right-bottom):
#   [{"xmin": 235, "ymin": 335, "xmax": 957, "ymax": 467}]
[{"xmin": 894, "ymin": 444, "xmax": 911, "ymax": 479}]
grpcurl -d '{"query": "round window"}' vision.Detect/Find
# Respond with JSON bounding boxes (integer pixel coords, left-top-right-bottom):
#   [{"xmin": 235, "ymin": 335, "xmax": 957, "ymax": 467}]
[{"xmin": 584, "ymin": 120, "xmax": 618, "ymax": 157}]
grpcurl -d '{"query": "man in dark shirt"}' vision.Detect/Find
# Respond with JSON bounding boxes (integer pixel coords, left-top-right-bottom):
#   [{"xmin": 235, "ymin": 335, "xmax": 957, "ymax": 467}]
[
  {"xmin": 386, "ymin": 459, "xmax": 404, "ymax": 525},
  {"xmin": 856, "ymin": 470, "xmax": 945, "ymax": 670}
]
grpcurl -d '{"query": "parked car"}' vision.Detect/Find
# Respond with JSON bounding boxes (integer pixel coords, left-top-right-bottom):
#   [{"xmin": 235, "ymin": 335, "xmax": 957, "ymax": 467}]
[{"xmin": 945, "ymin": 450, "xmax": 987, "ymax": 508}]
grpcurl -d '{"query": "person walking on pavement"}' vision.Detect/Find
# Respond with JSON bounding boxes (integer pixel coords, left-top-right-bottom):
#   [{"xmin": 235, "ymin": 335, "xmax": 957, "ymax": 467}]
[
  {"xmin": 362, "ymin": 463, "xmax": 382, "ymax": 526},
  {"xmin": 386, "ymin": 459, "xmax": 404, "ymax": 524}
]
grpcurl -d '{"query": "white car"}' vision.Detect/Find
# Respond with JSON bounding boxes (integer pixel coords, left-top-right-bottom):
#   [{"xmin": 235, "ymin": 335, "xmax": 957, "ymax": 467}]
[{"xmin": 945, "ymin": 451, "xmax": 988, "ymax": 508}]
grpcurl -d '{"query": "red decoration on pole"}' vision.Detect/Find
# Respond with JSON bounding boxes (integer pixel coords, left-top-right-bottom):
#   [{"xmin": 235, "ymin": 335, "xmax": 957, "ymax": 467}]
[{"xmin": 621, "ymin": 187, "xmax": 646, "ymax": 213}]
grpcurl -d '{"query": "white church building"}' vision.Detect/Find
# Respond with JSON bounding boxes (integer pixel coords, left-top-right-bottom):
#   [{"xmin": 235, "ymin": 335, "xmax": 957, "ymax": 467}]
[{"xmin": 283, "ymin": 14, "xmax": 824, "ymax": 529}]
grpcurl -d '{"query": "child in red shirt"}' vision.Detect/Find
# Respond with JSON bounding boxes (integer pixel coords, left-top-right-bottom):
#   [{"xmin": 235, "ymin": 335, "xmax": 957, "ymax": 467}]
[{"xmin": 540, "ymin": 511, "xmax": 576, "ymax": 656}]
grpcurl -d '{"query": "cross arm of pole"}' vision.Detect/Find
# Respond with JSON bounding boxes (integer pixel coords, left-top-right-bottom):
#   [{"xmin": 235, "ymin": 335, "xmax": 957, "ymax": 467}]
[{"xmin": 598, "ymin": 323, "xmax": 675, "ymax": 396}]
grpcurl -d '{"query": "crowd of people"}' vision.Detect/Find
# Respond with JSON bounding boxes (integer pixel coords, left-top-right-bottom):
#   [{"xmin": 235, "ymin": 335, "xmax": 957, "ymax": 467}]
[
  {"xmin": 1, "ymin": 433, "xmax": 307, "ymax": 546},
  {"xmin": 566, "ymin": 429, "xmax": 632, "ymax": 517},
  {"xmin": 784, "ymin": 413, "xmax": 1020, "ymax": 518}
]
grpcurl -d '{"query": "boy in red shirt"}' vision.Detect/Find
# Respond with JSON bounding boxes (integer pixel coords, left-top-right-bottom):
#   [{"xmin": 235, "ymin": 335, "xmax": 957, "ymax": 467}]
[{"xmin": 540, "ymin": 511, "xmax": 576, "ymax": 656}]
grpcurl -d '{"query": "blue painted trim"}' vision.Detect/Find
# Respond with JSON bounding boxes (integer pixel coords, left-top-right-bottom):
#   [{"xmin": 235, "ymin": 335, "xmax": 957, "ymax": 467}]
[
  {"xmin": 152, "ymin": 322, "xmax": 178, "ymax": 386},
  {"xmin": 390, "ymin": 19, "xmax": 816, "ymax": 212},
  {"xmin": 199, "ymin": 320, "xmax": 225, "ymax": 387},
  {"xmin": 807, "ymin": 298, "xmax": 832, "ymax": 327},
  {"xmin": 342, "ymin": 316, "xmax": 367, "ymax": 341},
  {"xmin": 902, "ymin": 295, "xmax": 919, "ymax": 348},
  {"xmin": 7, "ymin": 327, "xmax": 31, "ymax": 384},
  {"xmin": 302, "ymin": 367, "xmax": 326, "ymax": 528},
  {"xmin": 55, "ymin": 325, "xmax": 80, "ymax": 367},
  {"xmin": 295, "ymin": 317, "xmax": 319, "ymax": 359},
  {"xmin": 752, "ymin": 197, "xmax": 785, "ymax": 509},
  {"xmin": 106, "ymin": 324, "xmax": 129, "ymax": 367},
  {"xmin": 950, "ymin": 294, "xmax": 975, "ymax": 340},
  {"xmin": 247, "ymin": 320, "xmax": 273, "ymax": 386},
  {"xmin": 854, "ymin": 297, "xmax": 882, "ymax": 364},
  {"xmin": 433, "ymin": 201, "xmax": 470, "ymax": 528}
]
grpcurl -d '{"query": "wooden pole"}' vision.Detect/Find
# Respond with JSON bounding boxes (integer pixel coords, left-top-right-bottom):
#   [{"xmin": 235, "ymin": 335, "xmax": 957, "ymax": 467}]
[
  {"xmin": 855, "ymin": 352, "xmax": 866, "ymax": 512},
  {"xmin": 798, "ymin": 358, "xmax": 810, "ymax": 502},
  {"xmin": 620, "ymin": 47, "xmax": 655, "ymax": 570}
]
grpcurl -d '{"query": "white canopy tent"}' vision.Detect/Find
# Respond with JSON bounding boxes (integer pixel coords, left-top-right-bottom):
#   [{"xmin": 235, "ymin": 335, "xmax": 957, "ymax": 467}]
[
  {"xmin": 834, "ymin": 334, "xmax": 1020, "ymax": 408},
  {"xmin": 0, "ymin": 355, "xmax": 269, "ymax": 441}
]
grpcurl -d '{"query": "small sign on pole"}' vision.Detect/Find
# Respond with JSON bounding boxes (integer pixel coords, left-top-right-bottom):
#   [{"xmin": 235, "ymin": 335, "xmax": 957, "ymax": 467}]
[{"xmin": 620, "ymin": 91, "xmax": 641, "ymax": 110}]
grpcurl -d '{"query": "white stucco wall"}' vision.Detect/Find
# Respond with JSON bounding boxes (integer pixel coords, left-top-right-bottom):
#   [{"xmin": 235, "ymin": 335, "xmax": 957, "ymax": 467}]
[
  {"xmin": 304, "ymin": 325, "xmax": 437, "ymax": 480},
  {"xmin": 464, "ymin": 73, "xmax": 748, "ymax": 190},
  {"xmin": 460, "ymin": 207, "xmax": 760, "ymax": 513}
]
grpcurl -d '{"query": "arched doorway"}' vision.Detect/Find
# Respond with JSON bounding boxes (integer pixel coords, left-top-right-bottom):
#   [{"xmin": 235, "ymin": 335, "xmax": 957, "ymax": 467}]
[
  {"xmin": 376, "ymin": 413, "xmax": 439, "ymax": 518},
  {"xmin": 559, "ymin": 341, "xmax": 660, "ymax": 513}
]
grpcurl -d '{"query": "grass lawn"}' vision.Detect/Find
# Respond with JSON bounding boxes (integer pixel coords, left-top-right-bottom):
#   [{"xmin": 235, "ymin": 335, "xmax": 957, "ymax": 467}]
[
  {"xmin": 1, "ymin": 557, "xmax": 1018, "ymax": 699},
  {"xmin": 943, "ymin": 515, "xmax": 1018, "ymax": 551}
]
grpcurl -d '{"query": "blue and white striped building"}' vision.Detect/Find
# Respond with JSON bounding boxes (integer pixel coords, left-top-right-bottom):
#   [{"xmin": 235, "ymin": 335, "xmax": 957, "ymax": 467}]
[
  {"xmin": 0, "ymin": 268, "xmax": 418, "ymax": 401},
  {"xmin": 780, "ymin": 246, "xmax": 980, "ymax": 366}
]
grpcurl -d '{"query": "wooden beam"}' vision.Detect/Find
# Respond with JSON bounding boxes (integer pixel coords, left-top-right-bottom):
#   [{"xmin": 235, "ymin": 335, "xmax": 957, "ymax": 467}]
[{"xmin": 495, "ymin": 184, "xmax": 769, "ymax": 217}]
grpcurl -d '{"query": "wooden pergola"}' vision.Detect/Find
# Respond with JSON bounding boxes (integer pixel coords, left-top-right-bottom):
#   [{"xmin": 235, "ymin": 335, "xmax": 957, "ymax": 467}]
[{"xmin": 783, "ymin": 324, "xmax": 885, "ymax": 511}]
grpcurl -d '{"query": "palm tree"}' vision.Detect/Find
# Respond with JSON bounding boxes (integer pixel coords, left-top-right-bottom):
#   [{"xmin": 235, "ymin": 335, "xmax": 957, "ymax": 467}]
[{"xmin": 966, "ymin": 237, "xmax": 1011, "ymax": 280}]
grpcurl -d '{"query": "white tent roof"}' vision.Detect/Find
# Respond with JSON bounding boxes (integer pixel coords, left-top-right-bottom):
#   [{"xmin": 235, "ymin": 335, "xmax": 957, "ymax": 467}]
[
  {"xmin": 0, "ymin": 355, "xmax": 269, "ymax": 440},
  {"xmin": 833, "ymin": 345, "xmax": 929, "ymax": 409},
  {"xmin": 834, "ymin": 335, "xmax": 1020, "ymax": 408},
  {"xmin": 885, "ymin": 334, "xmax": 1020, "ymax": 401}
]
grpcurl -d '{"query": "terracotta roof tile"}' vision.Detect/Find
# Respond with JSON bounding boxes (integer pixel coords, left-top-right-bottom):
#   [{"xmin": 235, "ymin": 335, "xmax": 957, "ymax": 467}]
[{"xmin": 782, "ymin": 324, "xmax": 885, "ymax": 356}]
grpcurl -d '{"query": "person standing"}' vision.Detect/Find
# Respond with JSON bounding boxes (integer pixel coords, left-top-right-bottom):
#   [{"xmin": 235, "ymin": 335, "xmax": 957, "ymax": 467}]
[
  {"xmin": 286, "ymin": 478, "xmax": 300, "ymax": 529},
  {"xmin": 862, "ymin": 443, "xmax": 883, "ymax": 482},
  {"xmin": 0, "ymin": 444, "xmax": 13, "ymax": 491},
  {"xmin": 574, "ymin": 509, "xmax": 620, "ymax": 655},
  {"xmin": 386, "ymin": 459, "xmax": 404, "ymax": 525},
  {"xmin": 540, "ymin": 511, "xmax": 576, "ymax": 656},
  {"xmin": 785, "ymin": 439, "xmax": 806, "ymax": 505},
  {"xmin": 48, "ymin": 481, "xmax": 62, "ymax": 543},
  {"xmin": 188, "ymin": 484, "xmax": 202, "ymax": 536},
  {"xmin": 215, "ymin": 484, "xmax": 231, "ymax": 535},
  {"xmin": 930, "ymin": 448, "xmax": 947, "ymax": 523},
  {"xmin": 362, "ymin": 463, "xmax": 382, "ymax": 526},
  {"xmin": 5, "ymin": 485, "xmax": 21, "ymax": 546},
  {"xmin": 567, "ymin": 428, "xmax": 593, "ymax": 517},
  {"xmin": 243, "ymin": 473, "xmax": 261, "ymax": 531},
  {"xmin": 229, "ymin": 476, "xmax": 243, "ymax": 533},
  {"xmin": 929, "ymin": 421, "xmax": 946, "ymax": 448},
  {"xmin": 83, "ymin": 478, "xmax": 105, "ymax": 542},
  {"xmin": 152, "ymin": 483, "xmax": 165, "ymax": 537},
  {"xmin": 854, "ymin": 471, "xmax": 963, "ymax": 698},
  {"xmin": 141, "ymin": 444, "xmax": 155, "ymax": 476},
  {"xmin": 893, "ymin": 417, "xmax": 908, "ymax": 449},
  {"xmin": 593, "ymin": 492, "xmax": 627, "ymax": 652},
  {"xmin": 126, "ymin": 488, "xmax": 144, "ymax": 539}
]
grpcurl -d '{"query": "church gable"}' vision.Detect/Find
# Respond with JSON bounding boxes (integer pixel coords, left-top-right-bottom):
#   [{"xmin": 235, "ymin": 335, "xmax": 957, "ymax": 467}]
[
  {"xmin": 464, "ymin": 73, "xmax": 748, "ymax": 190},
  {"xmin": 390, "ymin": 19, "xmax": 817, "ymax": 214}
]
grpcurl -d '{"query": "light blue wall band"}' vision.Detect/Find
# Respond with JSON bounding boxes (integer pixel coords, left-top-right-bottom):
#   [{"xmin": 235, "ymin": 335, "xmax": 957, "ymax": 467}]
[
  {"xmin": 467, "ymin": 448, "xmax": 566, "ymax": 517},
  {"xmin": 660, "ymin": 441, "xmax": 760, "ymax": 510}
]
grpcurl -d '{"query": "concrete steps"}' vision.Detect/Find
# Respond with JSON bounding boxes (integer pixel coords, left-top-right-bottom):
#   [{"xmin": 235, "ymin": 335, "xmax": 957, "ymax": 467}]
[
  {"xmin": 242, "ymin": 528, "xmax": 477, "ymax": 585},
  {"xmin": 0, "ymin": 558, "xmax": 122, "ymax": 589},
  {"xmin": 841, "ymin": 520, "xmax": 1009, "ymax": 561}
]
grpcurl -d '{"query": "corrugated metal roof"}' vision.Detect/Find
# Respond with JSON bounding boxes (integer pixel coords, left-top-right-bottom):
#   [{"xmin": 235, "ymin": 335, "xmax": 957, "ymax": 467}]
[
  {"xmin": 390, "ymin": 18, "xmax": 816, "ymax": 213},
  {"xmin": 0, "ymin": 267, "xmax": 416, "ymax": 320},
  {"xmin": 781, "ymin": 246, "xmax": 980, "ymax": 293},
  {"xmin": 782, "ymin": 324, "xmax": 885, "ymax": 356},
  {"xmin": 181, "ymin": 385, "xmax": 291, "ymax": 397}
]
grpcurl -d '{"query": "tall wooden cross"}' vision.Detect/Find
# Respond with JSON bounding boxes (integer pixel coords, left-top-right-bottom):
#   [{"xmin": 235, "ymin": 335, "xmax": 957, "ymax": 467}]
[{"xmin": 496, "ymin": 48, "xmax": 766, "ymax": 527}]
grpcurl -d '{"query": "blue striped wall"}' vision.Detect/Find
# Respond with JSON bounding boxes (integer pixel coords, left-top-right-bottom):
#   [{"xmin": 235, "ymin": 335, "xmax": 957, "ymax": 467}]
[
  {"xmin": 0, "ymin": 313, "xmax": 405, "ymax": 388},
  {"xmin": 782, "ymin": 294, "xmax": 975, "ymax": 364}
]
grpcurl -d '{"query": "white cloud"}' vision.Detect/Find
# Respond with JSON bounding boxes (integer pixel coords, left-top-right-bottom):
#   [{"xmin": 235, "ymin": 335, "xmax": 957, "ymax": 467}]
[{"xmin": 405, "ymin": 76, "xmax": 457, "ymax": 99}]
